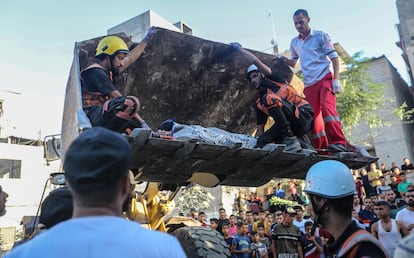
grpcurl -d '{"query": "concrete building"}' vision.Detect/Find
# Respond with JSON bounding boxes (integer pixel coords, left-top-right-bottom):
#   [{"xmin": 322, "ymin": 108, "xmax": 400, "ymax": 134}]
[
  {"xmin": 349, "ymin": 56, "xmax": 414, "ymax": 166},
  {"xmin": 0, "ymin": 91, "xmax": 60, "ymax": 240},
  {"xmin": 396, "ymin": 0, "xmax": 414, "ymax": 86},
  {"xmin": 108, "ymin": 10, "xmax": 193, "ymax": 42},
  {"xmin": 346, "ymin": 0, "xmax": 414, "ymax": 167}
]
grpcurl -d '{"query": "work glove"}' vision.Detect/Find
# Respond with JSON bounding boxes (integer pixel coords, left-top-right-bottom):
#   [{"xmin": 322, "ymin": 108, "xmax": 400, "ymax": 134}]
[
  {"xmin": 229, "ymin": 42, "xmax": 242, "ymax": 51},
  {"xmin": 333, "ymin": 79, "xmax": 342, "ymax": 94},
  {"xmin": 143, "ymin": 27, "xmax": 157, "ymax": 43}
]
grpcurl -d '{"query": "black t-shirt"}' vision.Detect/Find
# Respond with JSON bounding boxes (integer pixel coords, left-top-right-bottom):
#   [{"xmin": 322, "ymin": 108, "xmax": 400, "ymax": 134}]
[
  {"xmin": 402, "ymin": 163, "xmax": 414, "ymax": 171},
  {"xmin": 325, "ymin": 221, "xmax": 387, "ymax": 258},
  {"xmin": 81, "ymin": 67, "xmax": 116, "ymax": 97},
  {"xmin": 301, "ymin": 234, "xmax": 322, "ymax": 256},
  {"xmin": 224, "ymin": 236, "xmax": 234, "ymax": 249}
]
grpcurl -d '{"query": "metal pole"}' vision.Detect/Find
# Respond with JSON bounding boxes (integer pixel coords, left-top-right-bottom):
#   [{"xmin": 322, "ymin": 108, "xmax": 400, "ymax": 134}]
[{"xmin": 268, "ymin": 10, "xmax": 279, "ymax": 54}]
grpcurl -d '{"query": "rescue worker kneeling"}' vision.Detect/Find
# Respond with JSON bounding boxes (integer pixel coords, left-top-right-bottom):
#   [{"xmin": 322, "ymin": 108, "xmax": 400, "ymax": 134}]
[
  {"xmin": 246, "ymin": 64, "xmax": 314, "ymax": 152},
  {"xmin": 81, "ymin": 30, "xmax": 156, "ymax": 133}
]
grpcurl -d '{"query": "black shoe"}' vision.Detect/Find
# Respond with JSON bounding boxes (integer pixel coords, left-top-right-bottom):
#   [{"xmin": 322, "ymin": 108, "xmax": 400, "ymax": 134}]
[{"xmin": 328, "ymin": 144, "xmax": 348, "ymax": 152}]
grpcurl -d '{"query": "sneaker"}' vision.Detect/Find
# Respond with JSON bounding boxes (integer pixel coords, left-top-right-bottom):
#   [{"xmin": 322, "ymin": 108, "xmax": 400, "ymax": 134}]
[
  {"xmin": 328, "ymin": 144, "xmax": 348, "ymax": 153},
  {"xmin": 281, "ymin": 136, "xmax": 301, "ymax": 152}
]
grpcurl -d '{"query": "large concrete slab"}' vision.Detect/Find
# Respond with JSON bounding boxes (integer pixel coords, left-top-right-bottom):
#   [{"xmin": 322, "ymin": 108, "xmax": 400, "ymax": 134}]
[
  {"xmin": 71, "ymin": 28, "xmax": 374, "ymax": 187},
  {"xmin": 76, "ymin": 27, "xmax": 302, "ymax": 134}
]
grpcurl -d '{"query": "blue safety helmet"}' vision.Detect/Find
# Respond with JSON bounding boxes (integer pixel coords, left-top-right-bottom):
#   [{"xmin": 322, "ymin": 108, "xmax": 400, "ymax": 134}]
[
  {"xmin": 245, "ymin": 64, "xmax": 260, "ymax": 80},
  {"xmin": 304, "ymin": 160, "xmax": 356, "ymax": 199}
]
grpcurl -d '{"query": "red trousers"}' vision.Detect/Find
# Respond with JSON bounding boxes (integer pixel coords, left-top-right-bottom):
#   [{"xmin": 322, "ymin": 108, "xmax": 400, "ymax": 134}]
[{"xmin": 303, "ymin": 73, "xmax": 347, "ymax": 149}]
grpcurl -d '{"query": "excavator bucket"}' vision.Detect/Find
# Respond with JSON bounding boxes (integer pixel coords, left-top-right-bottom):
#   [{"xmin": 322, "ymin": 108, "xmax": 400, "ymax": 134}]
[{"xmin": 62, "ymin": 27, "xmax": 376, "ymax": 187}]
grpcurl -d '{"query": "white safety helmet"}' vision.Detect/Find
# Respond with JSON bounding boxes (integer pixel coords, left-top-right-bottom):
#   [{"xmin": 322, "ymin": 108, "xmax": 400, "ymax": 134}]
[
  {"xmin": 245, "ymin": 64, "xmax": 259, "ymax": 80},
  {"xmin": 304, "ymin": 160, "xmax": 356, "ymax": 199}
]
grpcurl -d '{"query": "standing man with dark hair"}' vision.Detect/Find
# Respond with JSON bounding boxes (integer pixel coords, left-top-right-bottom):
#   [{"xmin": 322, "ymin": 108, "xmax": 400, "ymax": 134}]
[
  {"xmin": 81, "ymin": 28, "xmax": 157, "ymax": 133},
  {"xmin": 284, "ymin": 9, "xmax": 350, "ymax": 154},
  {"xmin": 385, "ymin": 189, "xmax": 406, "ymax": 219},
  {"xmin": 231, "ymin": 221, "xmax": 251, "ymax": 258},
  {"xmin": 304, "ymin": 160, "xmax": 387, "ymax": 257},
  {"xmin": 358, "ymin": 196, "xmax": 377, "ymax": 232},
  {"xmin": 376, "ymin": 176, "xmax": 392, "ymax": 200},
  {"xmin": 293, "ymin": 205, "xmax": 312, "ymax": 234},
  {"xmin": 275, "ymin": 182, "xmax": 286, "ymax": 199},
  {"xmin": 398, "ymin": 172, "xmax": 413, "ymax": 198},
  {"xmin": 401, "ymin": 157, "xmax": 414, "ymax": 174},
  {"xmin": 271, "ymin": 207, "xmax": 303, "ymax": 258},
  {"xmin": 246, "ymin": 211, "xmax": 254, "ymax": 233},
  {"xmin": 396, "ymin": 189, "xmax": 414, "ymax": 234},
  {"xmin": 371, "ymin": 201, "xmax": 408, "ymax": 258},
  {"xmin": 6, "ymin": 127, "xmax": 186, "ymax": 258},
  {"xmin": 217, "ymin": 207, "xmax": 230, "ymax": 233}
]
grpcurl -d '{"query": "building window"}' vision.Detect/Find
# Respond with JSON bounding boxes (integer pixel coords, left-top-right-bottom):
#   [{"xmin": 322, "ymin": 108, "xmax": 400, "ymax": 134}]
[{"xmin": 0, "ymin": 159, "xmax": 21, "ymax": 178}]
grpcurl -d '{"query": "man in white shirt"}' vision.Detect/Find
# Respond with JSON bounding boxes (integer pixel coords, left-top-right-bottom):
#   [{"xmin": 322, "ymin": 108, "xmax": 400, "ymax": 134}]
[
  {"xmin": 6, "ymin": 127, "xmax": 186, "ymax": 258},
  {"xmin": 396, "ymin": 189, "xmax": 414, "ymax": 234},
  {"xmin": 371, "ymin": 201, "xmax": 408, "ymax": 257},
  {"xmin": 292, "ymin": 205, "xmax": 312, "ymax": 234}
]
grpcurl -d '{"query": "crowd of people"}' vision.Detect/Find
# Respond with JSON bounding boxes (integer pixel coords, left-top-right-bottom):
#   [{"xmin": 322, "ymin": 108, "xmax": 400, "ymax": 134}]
[
  {"xmin": 186, "ymin": 158, "xmax": 414, "ymax": 257},
  {"xmin": 1, "ymin": 5, "xmax": 414, "ymax": 258}
]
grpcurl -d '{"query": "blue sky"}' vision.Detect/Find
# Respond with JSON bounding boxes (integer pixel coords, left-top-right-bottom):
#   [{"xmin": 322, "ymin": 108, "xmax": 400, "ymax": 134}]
[{"xmin": 0, "ymin": 0, "xmax": 407, "ymax": 138}]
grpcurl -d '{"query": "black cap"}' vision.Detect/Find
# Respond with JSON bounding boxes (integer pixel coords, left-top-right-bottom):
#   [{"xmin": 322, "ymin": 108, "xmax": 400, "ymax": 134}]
[
  {"xmin": 39, "ymin": 187, "xmax": 73, "ymax": 228},
  {"xmin": 63, "ymin": 127, "xmax": 131, "ymax": 193}
]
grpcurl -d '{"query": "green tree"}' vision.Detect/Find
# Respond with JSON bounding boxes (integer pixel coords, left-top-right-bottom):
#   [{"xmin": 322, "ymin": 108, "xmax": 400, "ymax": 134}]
[
  {"xmin": 393, "ymin": 101, "xmax": 414, "ymax": 123},
  {"xmin": 336, "ymin": 52, "xmax": 390, "ymax": 136}
]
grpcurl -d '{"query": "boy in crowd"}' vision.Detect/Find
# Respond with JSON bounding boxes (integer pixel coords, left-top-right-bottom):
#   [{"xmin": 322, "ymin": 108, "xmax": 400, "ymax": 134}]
[
  {"xmin": 229, "ymin": 214, "xmax": 238, "ymax": 237},
  {"xmin": 300, "ymin": 221, "xmax": 323, "ymax": 258},
  {"xmin": 257, "ymin": 223, "xmax": 272, "ymax": 257},
  {"xmin": 231, "ymin": 222, "xmax": 251, "ymax": 258},
  {"xmin": 210, "ymin": 218, "xmax": 219, "ymax": 231},
  {"xmin": 198, "ymin": 211, "xmax": 207, "ymax": 227},
  {"xmin": 221, "ymin": 223, "xmax": 234, "ymax": 252},
  {"xmin": 250, "ymin": 230, "xmax": 269, "ymax": 258}
]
